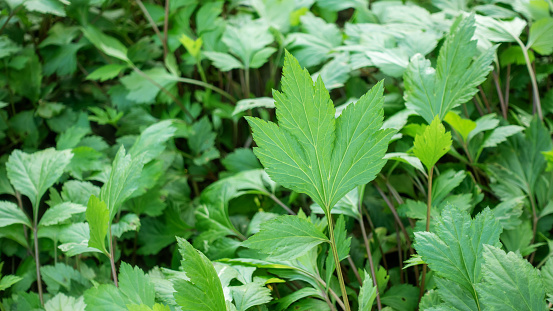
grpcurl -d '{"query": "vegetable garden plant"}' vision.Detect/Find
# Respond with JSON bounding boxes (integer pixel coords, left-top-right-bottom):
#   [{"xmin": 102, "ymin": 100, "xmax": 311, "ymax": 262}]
[{"xmin": 1, "ymin": 0, "xmax": 553, "ymax": 310}]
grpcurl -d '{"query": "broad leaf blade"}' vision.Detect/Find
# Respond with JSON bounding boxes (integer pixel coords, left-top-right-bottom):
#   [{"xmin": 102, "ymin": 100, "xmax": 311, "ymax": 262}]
[
  {"xmin": 404, "ymin": 15, "xmax": 495, "ymax": 123},
  {"xmin": 414, "ymin": 205, "xmax": 502, "ymax": 302},
  {"xmin": 413, "ymin": 117, "xmax": 452, "ymax": 170},
  {"xmin": 242, "ymin": 215, "xmax": 329, "ymax": 260},
  {"xmin": 0, "ymin": 201, "xmax": 31, "ymax": 228},
  {"xmin": 86, "ymin": 195, "xmax": 109, "ymax": 255},
  {"xmin": 173, "ymin": 237, "xmax": 226, "ymax": 311},
  {"xmin": 6, "ymin": 148, "xmax": 73, "ymax": 212},
  {"xmin": 247, "ymin": 52, "xmax": 393, "ymax": 211},
  {"xmin": 119, "ymin": 262, "xmax": 156, "ymax": 307},
  {"xmin": 477, "ymin": 245, "xmax": 547, "ymax": 311},
  {"xmin": 358, "ymin": 271, "xmax": 377, "ymax": 311},
  {"xmin": 100, "ymin": 146, "xmax": 143, "ymax": 222}
]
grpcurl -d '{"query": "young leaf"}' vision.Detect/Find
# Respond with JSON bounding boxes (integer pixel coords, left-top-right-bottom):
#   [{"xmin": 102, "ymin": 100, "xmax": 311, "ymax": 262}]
[
  {"xmin": 404, "ymin": 15, "xmax": 495, "ymax": 123},
  {"xmin": 128, "ymin": 120, "xmax": 176, "ymax": 164},
  {"xmin": 44, "ymin": 293, "xmax": 85, "ymax": 311},
  {"xmin": 246, "ymin": 51, "xmax": 394, "ymax": 211},
  {"xmin": 477, "ymin": 245, "xmax": 547, "ymax": 310},
  {"xmin": 100, "ymin": 146, "xmax": 143, "ymax": 222},
  {"xmin": 86, "ymin": 195, "xmax": 109, "ymax": 255},
  {"xmin": 443, "ymin": 111, "xmax": 476, "ymax": 142},
  {"xmin": 413, "ymin": 117, "xmax": 452, "ymax": 171},
  {"xmin": 86, "ymin": 64, "xmax": 128, "ymax": 82},
  {"xmin": 173, "ymin": 237, "xmax": 226, "ymax": 311},
  {"xmin": 0, "ymin": 201, "xmax": 31, "ymax": 228},
  {"xmin": 358, "ymin": 271, "xmax": 377, "ymax": 311},
  {"xmin": 179, "ymin": 34, "xmax": 203, "ymax": 59},
  {"xmin": 414, "ymin": 205, "xmax": 502, "ymax": 303},
  {"xmin": 242, "ymin": 215, "xmax": 329, "ymax": 260}
]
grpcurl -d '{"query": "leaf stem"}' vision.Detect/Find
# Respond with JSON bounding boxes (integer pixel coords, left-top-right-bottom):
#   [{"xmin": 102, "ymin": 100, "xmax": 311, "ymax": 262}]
[
  {"xmin": 135, "ymin": 0, "xmax": 167, "ymax": 58},
  {"xmin": 420, "ymin": 165, "xmax": 434, "ymax": 298},
  {"xmin": 171, "ymin": 76, "xmax": 237, "ymax": 103},
  {"xmin": 327, "ymin": 214, "xmax": 351, "ymax": 311},
  {"xmin": 163, "ymin": 0, "xmax": 170, "ymax": 60},
  {"xmin": 518, "ymin": 38, "xmax": 542, "ymax": 120},
  {"xmin": 358, "ymin": 188, "xmax": 382, "ymax": 310},
  {"xmin": 108, "ymin": 227, "xmax": 119, "ymax": 287},
  {"xmin": 267, "ymin": 193, "xmax": 296, "ymax": 215},
  {"xmin": 33, "ymin": 226, "xmax": 44, "ymax": 306}
]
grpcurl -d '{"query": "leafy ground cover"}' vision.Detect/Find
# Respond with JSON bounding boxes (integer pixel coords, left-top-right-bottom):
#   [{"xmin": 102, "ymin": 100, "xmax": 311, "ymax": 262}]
[{"xmin": 0, "ymin": 0, "xmax": 553, "ymax": 310}]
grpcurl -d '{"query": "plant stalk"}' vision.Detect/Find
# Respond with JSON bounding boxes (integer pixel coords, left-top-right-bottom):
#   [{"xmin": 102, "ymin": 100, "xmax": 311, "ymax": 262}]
[
  {"xmin": 518, "ymin": 39, "xmax": 542, "ymax": 120},
  {"xmin": 33, "ymin": 226, "xmax": 44, "ymax": 305},
  {"xmin": 327, "ymin": 214, "xmax": 351, "ymax": 311},
  {"xmin": 420, "ymin": 166, "xmax": 434, "ymax": 298},
  {"xmin": 358, "ymin": 190, "xmax": 382, "ymax": 310},
  {"xmin": 108, "ymin": 227, "xmax": 119, "ymax": 287}
]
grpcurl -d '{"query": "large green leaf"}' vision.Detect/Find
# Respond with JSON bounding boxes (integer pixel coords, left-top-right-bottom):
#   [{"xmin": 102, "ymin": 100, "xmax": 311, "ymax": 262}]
[
  {"xmin": 6, "ymin": 148, "xmax": 73, "ymax": 214},
  {"xmin": 129, "ymin": 120, "xmax": 176, "ymax": 164},
  {"xmin": 100, "ymin": 146, "xmax": 143, "ymax": 222},
  {"xmin": 242, "ymin": 215, "xmax": 329, "ymax": 261},
  {"xmin": 414, "ymin": 205, "xmax": 502, "ymax": 304},
  {"xmin": 246, "ymin": 51, "xmax": 394, "ymax": 211},
  {"xmin": 528, "ymin": 18, "xmax": 553, "ymax": 55},
  {"xmin": 45, "ymin": 293, "xmax": 85, "ymax": 311},
  {"xmin": 119, "ymin": 262, "xmax": 156, "ymax": 308},
  {"xmin": 230, "ymin": 281, "xmax": 272, "ymax": 311},
  {"xmin": 0, "ymin": 201, "xmax": 31, "ymax": 228},
  {"xmin": 358, "ymin": 271, "xmax": 377, "ymax": 311},
  {"xmin": 403, "ymin": 15, "xmax": 495, "ymax": 124},
  {"xmin": 413, "ymin": 117, "xmax": 452, "ymax": 171},
  {"xmin": 173, "ymin": 237, "xmax": 226, "ymax": 311},
  {"xmin": 84, "ymin": 284, "xmax": 127, "ymax": 311},
  {"xmin": 477, "ymin": 245, "xmax": 547, "ymax": 310}
]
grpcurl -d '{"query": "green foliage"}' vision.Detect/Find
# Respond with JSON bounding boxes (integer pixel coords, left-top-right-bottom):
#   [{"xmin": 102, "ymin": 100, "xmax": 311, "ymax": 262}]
[
  {"xmin": 1, "ymin": 1, "xmax": 553, "ymax": 310},
  {"xmin": 173, "ymin": 237, "xmax": 226, "ymax": 311},
  {"xmin": 247, "ymin": 51, "xmax": 394, "ymax": 212},
  {"xmin": 404, "ymin": 15, "xmax": 495, "ymax": 124},
  {"xmin": 413, "ymin": 117, "xmax": 452, "ymax": 170}
]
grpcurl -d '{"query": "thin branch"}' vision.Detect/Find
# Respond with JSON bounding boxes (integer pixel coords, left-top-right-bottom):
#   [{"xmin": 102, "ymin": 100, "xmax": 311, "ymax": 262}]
[
  {"xmin": 492, "ymin": 70, "xmax": 507, "ymax": 119},
  {"xmin": 172, "ymin": 76, "xmax": 237, "ymax": 103},
  {"xmin": 132, "ymin": 67, "xmax": 194, "ymax": 121},
  {"xmin": 267, "ymin": 193, "xmax": 296, "ymax": 215},
  {"xmin": 163, "ymin": 0, "xmax": 170, "ymax": 59},
  {"xmin": 135, "ymin": 0, "xmax": 167, "ymax": 58}
]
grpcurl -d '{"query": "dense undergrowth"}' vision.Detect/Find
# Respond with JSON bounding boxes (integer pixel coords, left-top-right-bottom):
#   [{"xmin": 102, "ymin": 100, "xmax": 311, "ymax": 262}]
[{"xmin": 1, "ymin": 0, "xmax": 553, "ymax": 310}]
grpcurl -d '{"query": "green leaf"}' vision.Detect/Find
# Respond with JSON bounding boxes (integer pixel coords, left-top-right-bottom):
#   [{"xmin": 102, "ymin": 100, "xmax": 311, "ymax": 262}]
[
  {"xmin": 413, "ymin": 117, "xmax": 452, "ymax": 171},
  {"xmin": 111, "ymin": 213, "xmax": 140, "ymax": 238},
  {"xmin": 179, "ymin": 34, "xmax": 202, "ymax": 59},
  {"xmin": 230, "ymin": 281, "xmax": 273, "ymax": 311},
  {"xmin": 119, "ymin": 262, "xmax": 156, "ymax": 308},
  {"xmin": 86, "ymin": 195, "xmax": 109, "ymax": 255},
  {"xmin": 173, "ymin": 237, "xmax": 226, "ymax": 311},
  {"xmin": 86, "ymin": 64, "xmax": 128, "ymax": 82},
  {"xmin": 380, "ymin": 284, "xmax": 419, "ymax": 311},
  {"xmin": 242, "ymin": 215, "xmax": 329, "ymax": 261},
  {"xmin": 358, "ymin": 271, "xmax": 377, "ymax": 311},
  {"xmin": 414, "ymin": 205, "xmax": 502, "ymax": 304},
  {"xmin": 246, "ymin": 51, "xmax": 394, "ymax": 211},
  {"xmin": 482, "ymin": 125, "xmax": 524, "ymax": 148},
  {"xmin": 221, "ymin": 149, "xmax": 262, "ymax": 173},
  {"xmin": 45, "ymin": 293, "xmax": 85, "ymax": 311},
  {"xmin": 84, "ymin": 284, "xmax": 127, "ymax": 311},
  {"xmin": 120, "ymin": 67, "xmax": 177, "ymax": 104},
  {"xmin": 477, "ymin": 245, "xmax": 547, "ymax": 311},
  {"xmin": 444, "ymin": 111, "xmax": 476, "ymax": 142},
  {"xmin": 404, "ymin": 15, "xmax": 495, "ymax": 123},
  {"xmin": 24, "ymin": 0, "xmax": 66, "ymax": 16},
  {"xmin": 222, "ymin": 20, "xmax": 274, "ymax": 69},
  {"xmin": 475, "ymin": 15, "xmax": 526, "ymax": 42},
  {"xmin": 39, "ymin": 202, "xmax": 86, "ymax": 227},
  {"xmin": 232, "ymin": 97, "xmax": 275, "ymax": 116},
  {"xmin": 81, "ymin": 26, "xmax": 129, "ymax": 62},
  {"xmin": 0, "ymin": 274, "xmax": 22, "ymax": 291},
  {"xmin": 0, "ymin": 201, "xmax": 31, "ymax": 228},
  {"xmin": 274, "ymin": 287, "xmax": 321, "ymax": 311},
  {"xmin": 100, "ymin": 146, "xmax": 143, "ymax": 222},
  {"xmin": 203, "ymin": 52, "xmax": 244, "ymax": 71},
  {"xmin": 528, "ymin": 18, "xmax": 553, "ymax": 55},
  {"xmin": 6, "ymin": 148, "xmax": 73, "ymax": 213},
  {"xmin": 40, "ymin": 263, "xmax": 89, "ymax": 293},
  {"xmin": 129, "ymin": 120, "xmax": 176, "ymax": 164}
]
